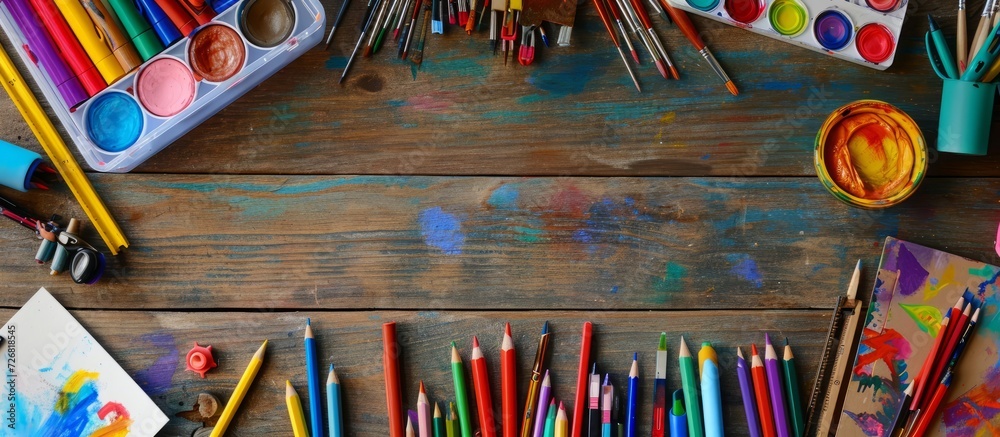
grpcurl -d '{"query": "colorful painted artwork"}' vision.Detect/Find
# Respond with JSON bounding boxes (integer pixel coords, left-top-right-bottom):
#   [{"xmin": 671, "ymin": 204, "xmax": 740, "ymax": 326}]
[
  {"xmin": 837, "ymin": 238, "xmax": 1000, "ymax": 436},
  {"xmin": 2, "ymin": 288, "xmax": 167, "ymax": 436}
]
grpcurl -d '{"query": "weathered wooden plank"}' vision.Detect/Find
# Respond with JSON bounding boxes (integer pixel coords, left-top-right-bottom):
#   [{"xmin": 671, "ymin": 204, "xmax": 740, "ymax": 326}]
[
  {"xmin": 2, "ymin": 0, "xmax": 999, "ymax": 177},
  {"xmin": 0, "ymin": 309, "xmax": 831, "ymax": 436},
  {"xmin": 1, "ymin": 175, "xmax": 997, "ymax": 310}
]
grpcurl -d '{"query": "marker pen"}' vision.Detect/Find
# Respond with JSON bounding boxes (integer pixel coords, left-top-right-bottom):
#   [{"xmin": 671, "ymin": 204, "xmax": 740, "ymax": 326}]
[
  {"xmin": 175, "ymin": 0, "xmax": 216, "ymax": 25},
  {"xmin": 4, "ymin": 0, "xmax": 88, "ymax": 107},
  {"xmin": 54, "ymin": 0, "xmax": 127, "ymax": 82},
  {"xmin": 152, "ymin": 0, "xmax": 198, "ymax": 36},
  {"xmin": 26, "ymin": 0, "xmax": 107, "ymax": 95},
  {"xmin": 78, "ymin": 0, "xmax": 143, "ymax": 73},
  {"xmin": 135, "ymin": 0, "xmax": 183, "ymax": 46},
  {"xmin": 107, "ymin": 0, "xmax": 166, "ymax": 60}
]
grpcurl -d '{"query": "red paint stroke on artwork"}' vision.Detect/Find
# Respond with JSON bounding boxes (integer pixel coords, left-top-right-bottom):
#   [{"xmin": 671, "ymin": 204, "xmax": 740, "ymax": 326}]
[
  {"xmin": 546, "ymin": 186, "xmax": 591, "ymax": 218},
  {"xmin": 853, "ymin": 328, "xmax": 912, "ymax": 377}
]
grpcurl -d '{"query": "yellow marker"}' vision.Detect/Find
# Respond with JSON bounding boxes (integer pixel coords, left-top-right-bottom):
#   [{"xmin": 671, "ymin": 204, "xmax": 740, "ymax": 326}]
[
  {"xmin": 79, "ymin": 0, "xmax": 144, "ymax": 73},
  {"xmin": 54, "ymin": 0, "xmax": 127, "ymax": 83},
  {"xmin": 211, "ymin": 340, "xmax": 268, "ymax": 437},
  {"xmin": 285, "ymin": 381, "xmax": 309, "ymax": 437},
  {"xmin": 0, "ymin": 45, "xmax": 129, "ymax": 255}
]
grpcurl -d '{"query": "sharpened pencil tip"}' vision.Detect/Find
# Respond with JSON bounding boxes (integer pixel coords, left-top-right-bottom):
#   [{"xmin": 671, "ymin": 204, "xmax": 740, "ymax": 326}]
[
  {"xmin": 505, "ymin": 322, "xmax": 511, "ymax": 336},
  {"xmin": 472, "ymin": 336, "xmax": 479, "ymax": 348}
]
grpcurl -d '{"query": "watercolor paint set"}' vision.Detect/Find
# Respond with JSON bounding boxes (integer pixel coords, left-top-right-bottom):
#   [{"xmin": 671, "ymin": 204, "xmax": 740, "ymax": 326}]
[
  {"xmin": 0, "ymin": 0, "xmax": 325, "ymax": 172},
  {"xmin": 665, "ymin": 0, "xmax": 907, "ymax": 69}
]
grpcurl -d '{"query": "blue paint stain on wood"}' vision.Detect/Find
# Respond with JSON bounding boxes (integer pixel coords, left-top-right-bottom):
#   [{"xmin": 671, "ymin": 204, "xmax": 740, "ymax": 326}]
[
  {"xmin": 727, "ymin": 254, "xmax": 763, "ymax": 288},
  {"xmin": 325, "ymin": 56, "xmax": 348, "ymax": 69},
  {"xmin": 133, "ymin": 332, "xmax": 178, "ymax": 396},
  {"xmin": 488, "ymin": 184, "xmax": 519, "ymax": 209},
  {"xmin": 653, "ymin": 262, "xmax": 688, "ymax": 294},
  {"xmin": 148, "ymin": 177, "xmax": 433, "ymax": 194},
  {"xmin": 419, "ymin": 207, "xmax": 465, "ymax": 255}
]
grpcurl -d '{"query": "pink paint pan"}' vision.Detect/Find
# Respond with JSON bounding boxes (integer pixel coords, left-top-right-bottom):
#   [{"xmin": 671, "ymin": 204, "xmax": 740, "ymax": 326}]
[{"xmin": 136, "ymin": 56, "xmax": 197, "ymax": 117}]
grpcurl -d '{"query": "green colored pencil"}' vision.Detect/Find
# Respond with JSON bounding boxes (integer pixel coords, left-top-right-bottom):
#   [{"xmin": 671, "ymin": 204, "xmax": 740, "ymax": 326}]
[
  {"xmin": 783, "ymin": 339, "xmax": 805, "ymax": 437},
  {"xmin": 679, "ymin": 337, "xmax": 704, "ymax": 437},
  {"xmin": 451, "ymin": 343, "xmax": 473, "ymax": 437},
  {"xmin": 433, "ymin": 403, "xmax": 445, "ymax": 437},
  {"xmin": 447, "ymin": 402, "xmax": 460, "ymax": 437},
  {"xmin": 543, "ymin": 398, "xmax": 557, "ymax": 437}
]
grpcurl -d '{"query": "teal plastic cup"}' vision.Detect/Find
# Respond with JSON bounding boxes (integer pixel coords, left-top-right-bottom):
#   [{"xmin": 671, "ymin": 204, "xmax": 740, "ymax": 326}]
[{"xmin": 937, "ymin": 79, "xmax": 998, "ymax": 155}]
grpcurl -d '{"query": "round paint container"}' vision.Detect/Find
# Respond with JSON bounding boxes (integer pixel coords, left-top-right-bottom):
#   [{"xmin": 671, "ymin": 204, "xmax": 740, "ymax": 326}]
[
  {"xmin": 865, "ymin": 0, "xmax": 900, "ymax": 12},
  {"xmin": 767, "ymin": 0, "xmax": 808, "ymax": 37},
  {"xmin": 136, "ymin": 57, "xmax": 197, "ymax": 117},
  {"xmin": 814, "ymin": 100, "xmax": 927, "ymax": 209},
  {"xmin": 239, "ymin": 0, "xmax": 296, "ymax": 47},
  {"xmin": 188, "ymin": 24, "xmax": 247, "ymax": 82},
  {"xmin": 813, "ymin": 10, "xmax": 853, "ymax": 51},
  {"xmin": 855, "ymin": 23, "xmax": 895, "ymax": 64},
  {"xmin": 85, "ymin": 92, "xmax": 144, "ymax": 153},
  {"xmin": 725, "ymin": 0, "xmax": 765, "ymax": 24},
  {"xmin": 686, "ymin": 0, "xmax": 720, "ymax": 13}
]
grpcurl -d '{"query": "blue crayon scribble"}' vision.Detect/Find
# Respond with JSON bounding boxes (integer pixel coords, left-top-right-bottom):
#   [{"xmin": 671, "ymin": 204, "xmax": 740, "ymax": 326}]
[
  {"xmin": 133, "ymin": 333, "xmax": 178, "ymax": 396},
  {"xmin": 419, "ymin": 207, "xmax": 465, "ymax": 255},
  {"xmin": 728, "ymin": 254, "xmax": 763, "ymax": 288}
]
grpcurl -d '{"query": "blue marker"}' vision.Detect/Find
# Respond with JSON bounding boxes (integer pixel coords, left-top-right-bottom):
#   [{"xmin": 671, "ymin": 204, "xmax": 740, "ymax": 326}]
[
  {"xmin": 670, "ymin": 390, "xmax": 688, "ymax": 437},
  {"xmin": 699, "ymin": 342, "xmax": 724, "ymax": 437}
]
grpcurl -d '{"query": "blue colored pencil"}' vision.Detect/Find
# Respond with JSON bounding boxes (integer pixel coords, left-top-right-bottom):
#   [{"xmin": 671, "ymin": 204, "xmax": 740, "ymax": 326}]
[
  {"xmin": 626, "ymin": 353, "xmax": 639, "ymax": 437},
  {"xmin": 306, "ymin": 319, "xmax": 325, "ymax": 437},
  {"xmin": 328, "ymin": 364, "xmax": 343, "ymax": 437}
]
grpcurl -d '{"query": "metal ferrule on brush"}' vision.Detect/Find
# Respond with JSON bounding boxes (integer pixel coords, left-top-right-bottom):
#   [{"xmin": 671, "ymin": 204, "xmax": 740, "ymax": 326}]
[
  {"xmin": 648, "ymin": 28, "xmax": 672, "ymax": 65},
  {"xmin": 700, "ymin": 47, "xmax": 731, "ymax": 83}
]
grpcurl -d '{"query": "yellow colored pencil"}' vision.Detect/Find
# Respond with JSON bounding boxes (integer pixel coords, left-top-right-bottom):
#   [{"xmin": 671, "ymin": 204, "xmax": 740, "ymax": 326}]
[
  {"xmin": 211, "ymin": 340, "xmax": 268, "ymax": 437},
  {"xmin": 286, "ymin": 381, "xmax": 309, "ymax": 437},
  {"xmin": 554, "ymin": 402, "xmax": 568, "ymax": 437}
]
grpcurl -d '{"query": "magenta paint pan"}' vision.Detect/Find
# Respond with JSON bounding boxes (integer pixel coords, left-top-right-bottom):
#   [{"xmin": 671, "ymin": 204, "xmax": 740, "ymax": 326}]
[
  {"xmin": 136, "ymin": 56, "xmax": 197, "ymax": 117},
  {"xmin": 188, "ymin": 24, "xmax": 247, "ymax": 82}
]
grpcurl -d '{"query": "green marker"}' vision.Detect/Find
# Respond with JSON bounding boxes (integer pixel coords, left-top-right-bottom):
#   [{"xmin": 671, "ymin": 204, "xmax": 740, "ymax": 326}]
[
  {"xmin": 106, "ymin": 0, "xmax": 163, "ymax": 60},
  {"xmin": 782, "ymin": 339, "xmax": 805, "ymax": 437},
  {"xmin": 678, "ymin": 337, "xmax": 704, "ymax": 437},
  {"xmin": 451, "ymin": 343, "xmax": 473, "ymax": 437}
]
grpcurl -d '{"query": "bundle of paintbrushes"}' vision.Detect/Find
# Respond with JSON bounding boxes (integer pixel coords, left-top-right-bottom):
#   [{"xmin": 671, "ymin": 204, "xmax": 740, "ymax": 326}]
[{"xmin": 325, "ymin": 0, "xmax": 738, "ymax": 94}]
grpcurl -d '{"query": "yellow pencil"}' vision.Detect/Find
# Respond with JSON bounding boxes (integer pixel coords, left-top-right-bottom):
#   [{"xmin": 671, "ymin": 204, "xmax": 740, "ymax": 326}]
[
  {"xmin": 211, "ymin": 340, "xmax": 268, "ymax": 437},
  {"xmin": 286, "ymin": 381, "xmax": 309, "ymax": 437},
  {"xmin": 553, "ymin": 402, "xmax": 568, "ymax": 437}
]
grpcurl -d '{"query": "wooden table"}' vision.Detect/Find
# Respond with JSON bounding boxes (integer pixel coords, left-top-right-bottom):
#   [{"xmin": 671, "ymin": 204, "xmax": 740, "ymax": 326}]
[{"xmin": 1, "ymin": 0, "xmax": 998, "ymax": 434}]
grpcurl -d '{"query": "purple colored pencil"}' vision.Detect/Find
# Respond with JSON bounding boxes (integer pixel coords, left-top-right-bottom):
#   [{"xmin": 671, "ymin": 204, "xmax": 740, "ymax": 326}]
[
  {"xmin": 764, "ymin": 334, "xmax": 790, "ymax": 437},
  {"xmin": 4, "ymin": 0, "xmax": 88, "ymax": 107},
  {"xmin": 737, "ymin": 348, "xmax": 762, "ymax": 437},
  {"xmin": 408, "ymin": 410, "xmax": 419, "ymax": 435},
  {"xmin": 532, "ymin": 370, "xmax": 552, "ymax": 437}
]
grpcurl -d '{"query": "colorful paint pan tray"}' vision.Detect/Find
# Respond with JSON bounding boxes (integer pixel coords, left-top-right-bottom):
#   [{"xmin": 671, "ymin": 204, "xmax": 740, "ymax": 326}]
[
  {"xmin": 666, "ymin": 0, "xmax": 905, "ymax": 69},
  {"xmin": 0, "ymin": 0, "xmax": 325, "ymax": 172}
]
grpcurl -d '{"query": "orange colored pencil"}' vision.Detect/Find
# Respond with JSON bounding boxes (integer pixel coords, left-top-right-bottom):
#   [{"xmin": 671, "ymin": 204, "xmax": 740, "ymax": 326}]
[
  {"xmin": 501, "ymin": 323, "xmax": 517, "ymax": 437},
  {"xmin": 570, "ymin": 322, "xmax": 592, "ymax": 437},
  {"xmin": 384, "ymin": 322, "xmax": 404, "ymax": 437},
  {"xmin": 471, "ymin": 336, "xmax": 497, "ymax": 437},
  {"xmin": 750, "ymin": 344, "xmax": 777, "ymax": 437}
]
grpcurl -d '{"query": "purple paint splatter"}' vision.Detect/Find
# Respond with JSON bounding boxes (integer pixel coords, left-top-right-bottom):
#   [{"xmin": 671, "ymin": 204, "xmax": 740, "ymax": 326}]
[
  {"xmin": 728, "ymin": 254, "xmax": 763, "ymax": 288},
  {"xmin": 843, "ymin": 411, "xmax": 887, "ymax": 437},
  {"xmin": 133, "ymin": 333, "xmax": 178, "ymax": 396},
  {"xmin": 895, "ymin": 244, "xmax": 929, "ymax": 296}
]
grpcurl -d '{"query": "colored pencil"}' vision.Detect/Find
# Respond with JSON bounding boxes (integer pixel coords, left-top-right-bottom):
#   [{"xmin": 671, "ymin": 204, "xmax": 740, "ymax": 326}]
[
  {"xmin": 555, "ymin": 402, "xmax": 569, "ymax": 437},
  {"xmin": 543, "ymin": 399, "xmax": 558, "ymax": 437},
  {"xmin": 572, "ymin": 322, "xmax": 593, "ymax": 437},
  {"xmin": 815, "ymin": 260, "xmax": 863, "ymax": 436},
  {"xmin": 764, "ymin": 334, "xmax": 790, "ymax": 437},
  {"xmin": 908, "ymin": 370, "xmax": 952, "ymax": 437},
  {"xmin": 678, "ymin": 337, "xmax": 704, "ymax": 437},
  {"xmin": 917, "ymin": 302, "xmax": 970, "ymax": 412},
  {"xmin": 652, "ymin": 333, "xmax": 667, "ymax": 437},
  {"xmin": 434, "ymin": 403, "xmax": 446, "ymax": 437},
  {"xmin": 328, "ymin": 364, "xmax": 343, "ymax": 437},
  {"xmin": 669, "ymin": 390, "xmax": 687, "ymax": 437},
  {"xmin": 448, "ymin": 402, "xmax": 460, "ymax": 437},
  {"xmin": 286, "ymin": 381, "xmax": 310, "ymax": 437},
  {"xmin": 589, "ymin": 365, "xmax": 602, "ymax": 437},
  {"xmin": 781, "ymin": 340, "xmax": 804, "ymax": 437},
  {"xmin": 210, "ymin": 340, "xmax": 267, "ymax": 437},
  {"xmin": 522, "ymin": 322, "xmax": 551, "ymax": 437},
  {"xmin": 750, "ymin": 344, "xmax": 777, "ymax": 437},
  {"xmin": 384, "ymin": 322, "xmax": 405, "ymax": 437},
  {"xmin": 534, "ymin": 371, "xmax": 553, "ymax": 437},
  {"xmin": 502, "ymin": 323, "xmax": 518, "ymax": 437},
  {"xmin": 699, "ymin": 342, "xmax": 723, "ymax": 437},
  {"xmin": 885, "ymin": 381, "xmax": 913, "ymax": 437},
  {"xmin": 947, "ymin": 305, "xmax": 981, "ymax": 368},
  {"xmin": 305, "ymin": 319, "xmax": 324, "ymax": 437},
  {"xmin": 419, "ymin": 382, "xmax": 432, "ymax": 437},
  {"xmin": 959, "ymin": 0, "xmax": 968, "ymax": 71},
  {"xmin": 909, "ymin": 298, "xmax": 957, "ymax": 410},
  {"xmin": 471, "ymin": 336, "xmax": 497, "ymax": 437},
  {"xmin": 736, "ymin": 348, "xmax": 761, "ymax": 437},
  {"xmin": 626, "ymin": 353, "xmax": 639, "ymax": 437},
  {"xmin": 602, "ymin": 374, "xmax": 613, "ymax": 437},
  {"xmin": 407, "ymin": 415, "xmax": 417, "ymax": 437},
  {"xmin": 452, "ymin": 343, "xmax": 473, "ymax": 437}
]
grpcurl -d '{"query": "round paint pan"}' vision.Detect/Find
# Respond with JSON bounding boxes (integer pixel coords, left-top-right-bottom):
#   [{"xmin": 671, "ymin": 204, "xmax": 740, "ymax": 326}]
[
  {"xmin": 85, "ymin": 91, "xmax": 145, "ymax": 153},
  {"xmin": 814, "ymin": 100, "xmax": 927, "ymax": 209},
  {"xmin": 725, "ymin": 0, "xmax": 765, "ymax": 24},
  {"xmin": 856, "ymin": 23, "xmax": 895, "ymax": 64},
  {"xmin": 865, "ymin": 0, "xmax": 901, "ymax": 12},
  {"xmin": 767, "ymin": 0, "xmax": 808, "ymax": 37},
  {"xmin": 687, "ymin": 0, "xmax": 720, "ymax": 13},
  {"xmin": 239, "ymin": 0, "xmax": 296, "ymax": 48},
  {"xmin": 188, "ymin": 24, "xmax": 247, "ymax": 82},
  {"xmin": 136, "ymin": 57, "xmax": 197, "ymax": 117},
  {"xmin": 813, "ymin": 9, "xmax": 854, "ymax": 51}
]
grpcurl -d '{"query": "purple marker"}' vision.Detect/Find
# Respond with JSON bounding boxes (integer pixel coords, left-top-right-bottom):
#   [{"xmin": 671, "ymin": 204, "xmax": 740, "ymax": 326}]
[
  {"xmin": 764, "ymin": 334, "xmax": 790, "ymax": 437},
  {"xmin": 736, "ymin": 348, "xmax": 762, "ymax": 437},
  {"xmin": 3, "ymin": 0, "xmax": 88, "ymax": 107},
  {"xmin": 532, "ymin": 370, "xmax": 552, "ymax": 437}
]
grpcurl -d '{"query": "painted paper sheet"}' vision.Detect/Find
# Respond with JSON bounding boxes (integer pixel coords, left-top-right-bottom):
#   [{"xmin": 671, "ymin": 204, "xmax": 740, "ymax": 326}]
[
  {"xmin": 837, "ymin": 237, "xmax": 1000, "ymax": 436},
  {"xmin": 2, "ymin": 287, "xmax": 168, "ymax": 436}
]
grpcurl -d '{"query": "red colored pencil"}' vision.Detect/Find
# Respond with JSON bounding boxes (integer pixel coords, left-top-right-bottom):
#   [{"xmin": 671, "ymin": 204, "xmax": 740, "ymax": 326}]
[
  {"xmin": 501, "ymin": 323, "xmax": 517, "ymax": 437},
  {"xmin": 917, "ymin": 302, "xmax": 971, "ymax": 412},
  {"xmin": 750, "ymin": 344, "xmax": 777, "ymax": 437},
  {"xmin": 910, "ymin": 297, "xmax": 962, "ymax": 410},
  {"xmin": 384, "ymin": 322, "xmax": 404, "ymax": 437},
  {"xmin": 471, "ymin": 336, "xmax": 497, "ymax": 437},
  {"xmin": 908, "ymin": 370, "xmax": 952, "ymax": 437},
  {"xmin": 570, "ymin": 322, "xmax": 593, "ymax": 437}
]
